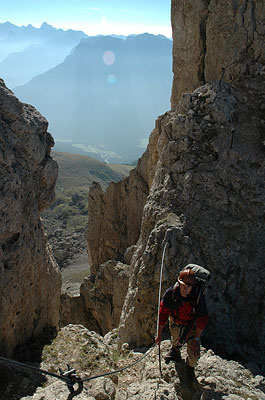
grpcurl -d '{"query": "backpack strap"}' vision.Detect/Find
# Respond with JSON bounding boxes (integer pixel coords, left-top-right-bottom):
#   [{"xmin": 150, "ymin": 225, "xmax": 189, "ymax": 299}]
[{"xmin": 170, "ymin": 283, "xmax": 180, "ymax": 322}]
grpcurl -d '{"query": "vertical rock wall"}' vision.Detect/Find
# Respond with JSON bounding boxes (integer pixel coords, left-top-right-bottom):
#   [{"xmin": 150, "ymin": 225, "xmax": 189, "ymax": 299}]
[
  {"xmin": 86, "ymin": 123, "xmax": 161, "ymax": 272},
  {"xmin": 80, "ymin": 260, "xmax": 130, "ymax": 335},
  {"xmin": 83, "ymin": 0, "xmax": 265, "ymax": 370},
  {"xmin": 118, "ymin": 0, "xmax": 265, "ymax": 369},
  {"xmin": 82, "ymin": 117, "xmax": 162, "ymax": 331},
  {"xmin": 171, "ymin": 0, "xmax": 265, "ymax": 107},
  {"xmin": 0, "ymin": 80, "xmax": 61, "ymax": 355},
  {"xmin": 118, "ymin": 76, "xmax": 265, "ymax": 369}
]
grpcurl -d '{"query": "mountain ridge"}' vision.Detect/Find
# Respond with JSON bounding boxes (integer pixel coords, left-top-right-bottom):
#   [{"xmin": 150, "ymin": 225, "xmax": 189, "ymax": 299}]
[
  {"xmin": 14, "ymin": 32, "xmax": 172, "ymax": 163},
  {"xmin": 51, "ymin": 150, "xmax": 133, "ymax": 191},
  {"xmin": 0, "ymin": 21, "xmax": 88, "ymax": 86}
]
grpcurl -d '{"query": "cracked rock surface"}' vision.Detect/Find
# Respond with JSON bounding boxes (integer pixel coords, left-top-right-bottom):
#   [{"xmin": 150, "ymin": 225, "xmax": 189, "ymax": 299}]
[
  {"xmin": 171, "ymin": 0, "xmax": 265, "ymax": 106},
  {"xmin": 0, "ymin": 80, "xmax": 61, "ymax": 355},
  {"xmin": 17, "ymin": 325, "xmax": 265, "ymax": 400}
]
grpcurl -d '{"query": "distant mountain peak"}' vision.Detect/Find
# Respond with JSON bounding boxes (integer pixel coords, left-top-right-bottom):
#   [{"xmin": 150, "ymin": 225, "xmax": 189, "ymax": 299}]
[
  {"xmin": 23, "ymin": 23, "xmax": 35, "ymax": 30},
  {"xmin": 2, "ymin": 21, "xmax": 16, "ymax": 27},
  {"xmin": 40, "ymin": 22, "xmax": 54, "ymax": 29}
]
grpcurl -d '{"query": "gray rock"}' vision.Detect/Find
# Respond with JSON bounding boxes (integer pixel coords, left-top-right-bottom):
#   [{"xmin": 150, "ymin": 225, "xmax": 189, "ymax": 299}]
[
  {"xmin": 87, "ymin": 378, "xmax": 115, "ymax": 400},
  {"xmin": 171, "ymin": 0, "xmax": 265, "ymax": 107},
  {"xmin": 80, "ymin": 260, "xmax": 130, "ymax": 334},
  {"xmin": 0, "ymin": 79, "xmax": 61, "ymax": 355},
  {"xmin": 19, "ymin": 329, "xmax": 265, "ymax": 400},
  {"xmin": 21, "ymin": 381, "xmax": 95, "ymax": 399}
]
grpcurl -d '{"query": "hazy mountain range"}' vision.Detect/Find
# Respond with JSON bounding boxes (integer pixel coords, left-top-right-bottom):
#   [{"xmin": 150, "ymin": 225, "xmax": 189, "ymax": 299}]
[
  {"xmin": 0, "ymin": 22, "xmax": 172, "ymax": 163},
  {"xmin": 0, "ymin": 22, "xmax": 87, "ymax": 87}
]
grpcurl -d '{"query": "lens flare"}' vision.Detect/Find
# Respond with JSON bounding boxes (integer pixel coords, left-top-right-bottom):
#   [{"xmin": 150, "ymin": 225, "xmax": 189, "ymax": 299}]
[
  {"xmin": 103, "ymin": 50, "xmax": 115, "ymax": 66},
  {"xmin": 107, "ymin": 74, "xmax": 117, "ymax": 84}
]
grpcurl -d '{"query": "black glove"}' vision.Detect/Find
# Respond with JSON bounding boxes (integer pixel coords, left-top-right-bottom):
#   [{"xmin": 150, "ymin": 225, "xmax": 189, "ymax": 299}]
[{"xmin": 190, "ymin": 338, "xmax": 200, "ymax": 357}]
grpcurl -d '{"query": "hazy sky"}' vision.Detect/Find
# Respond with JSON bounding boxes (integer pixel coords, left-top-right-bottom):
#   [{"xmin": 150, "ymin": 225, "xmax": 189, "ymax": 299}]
[{"xmin": 2, "ymin": 0, "xmax": 172, "ymax": 37}]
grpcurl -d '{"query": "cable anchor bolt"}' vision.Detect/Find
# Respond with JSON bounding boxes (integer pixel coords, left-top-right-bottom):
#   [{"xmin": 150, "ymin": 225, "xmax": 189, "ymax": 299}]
[{"xmin": 60, "ymin": 365, "xmax": 84, "ymax": 395}]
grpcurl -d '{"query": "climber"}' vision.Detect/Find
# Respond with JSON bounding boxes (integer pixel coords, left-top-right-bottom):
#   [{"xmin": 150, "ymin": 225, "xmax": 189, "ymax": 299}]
[{"xmin": 155, "ymin": 267, "xmax": 209, "ymax": 380}]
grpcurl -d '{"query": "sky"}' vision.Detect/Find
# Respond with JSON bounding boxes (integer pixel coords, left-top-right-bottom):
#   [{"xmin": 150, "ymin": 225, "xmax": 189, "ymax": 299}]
[{"xmin": 1, "ymin": 0, "xmax": 172, "ymax": 37}]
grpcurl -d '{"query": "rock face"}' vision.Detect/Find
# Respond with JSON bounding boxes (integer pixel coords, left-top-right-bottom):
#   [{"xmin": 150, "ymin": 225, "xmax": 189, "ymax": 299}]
[
  {"xmin": 119, "ymin": 77, "xmax": 265, "ymax": 370},
  {"xmin": 82, "ymin": 125, "xmax": 163, "ymax": 334},
  {"xmin": 80, "ymin": 260, "xmax": 130, "ymax": 335},
  {"xmin": 171, "ymin": 0, "xmax": 265, "ymax": 107},
  {"xmin": 60, "ymin": 293, "xmax": 89, "ymax": 329},
  {"xmin": 83, "ymin": 0, "xmax": 265, "ymax": 372},
  {"xmin": 0, "ymin": 79, "xmax": 61, "ymax": 355},
  {"xmin": 86, "ymin": 143, "xmax": 158, "ymax": 272}
]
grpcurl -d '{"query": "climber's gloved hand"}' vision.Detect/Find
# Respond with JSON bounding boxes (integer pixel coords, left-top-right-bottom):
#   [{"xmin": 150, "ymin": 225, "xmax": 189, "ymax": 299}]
[{"xmin": 190, "ymin": 338, "xmax": 200, "ymax": 357}]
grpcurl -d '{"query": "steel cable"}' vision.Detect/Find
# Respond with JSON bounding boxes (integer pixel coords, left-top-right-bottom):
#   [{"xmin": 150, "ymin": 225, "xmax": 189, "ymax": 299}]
[
  {"xmin": 0, "ymin": 356, "xmax": 71, "ymax": 384},
  {"xmin": 81, "ymin": 343, "xmax": 156, "ymax": 383}
]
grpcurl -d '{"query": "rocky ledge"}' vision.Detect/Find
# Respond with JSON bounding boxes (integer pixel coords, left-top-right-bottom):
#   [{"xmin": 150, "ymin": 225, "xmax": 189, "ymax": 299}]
[{"xmin": 11, "ymin": 324, "xmax": 264, "ymax": 400}]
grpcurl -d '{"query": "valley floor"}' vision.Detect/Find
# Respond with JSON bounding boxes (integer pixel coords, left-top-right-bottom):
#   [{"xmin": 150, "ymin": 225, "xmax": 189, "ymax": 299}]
[{"xmin": 61, "ymin": 251, "xmax": 90, "ymax": 295}]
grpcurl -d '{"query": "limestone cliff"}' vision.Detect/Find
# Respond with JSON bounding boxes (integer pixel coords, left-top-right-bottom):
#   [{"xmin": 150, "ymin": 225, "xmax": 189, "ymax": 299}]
[
  {"xmin": 119, "ymin": 78, "xmax": 265, "ymax": 369},
  {"xmin": 84, "ymin": 0, "xmax": 265, "ymax": 371},
  {"xmin": 171, "ymin": 0, "xmax": 265, "ymax": 106},
  {"xmin": 0, "ymin": 79, "xmax": 61, "ymax": 355},
  {"xmin": 80, "ymin": 260, "xmax": 130, "ymax": 335},
  {"xmin": 86, "ymin": 136, "xmax": 159, "ymax": 272},
  {"xmin": 82, "ymin": 119, "xmax": 161, "ymax": 332}
]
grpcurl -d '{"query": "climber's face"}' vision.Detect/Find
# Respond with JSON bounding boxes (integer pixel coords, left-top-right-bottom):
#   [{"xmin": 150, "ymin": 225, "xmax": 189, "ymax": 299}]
[{"xmin": 179, "ymin": 281, "xmax": 193, "ymax": 298}]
